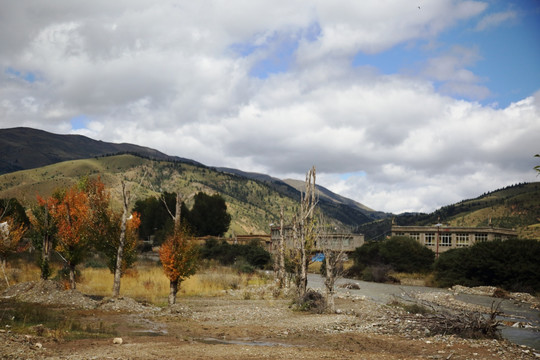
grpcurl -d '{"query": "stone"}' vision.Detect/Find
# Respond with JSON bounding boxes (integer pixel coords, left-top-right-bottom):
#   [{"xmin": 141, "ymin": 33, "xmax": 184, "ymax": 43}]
[{"xmin": 113, "ymin": 337, "xmax": 123, "ymax": 345}]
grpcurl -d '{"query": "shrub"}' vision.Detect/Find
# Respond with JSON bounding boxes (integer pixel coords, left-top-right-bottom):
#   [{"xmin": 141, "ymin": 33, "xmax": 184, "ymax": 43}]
[
  {"xmin": 295, "ymin": 289, "xmax": 327, "ymax": 313},
  {"xmin": 434, "ymin": 239, "xmax": 540, "ymax": 293},
  {"xmin": 348, "ymin": 236, "xmax": 435, "ymax": 278},
  {"xmin": 200, "ymin": 238, "xmax": 271, "ymax": 269}
]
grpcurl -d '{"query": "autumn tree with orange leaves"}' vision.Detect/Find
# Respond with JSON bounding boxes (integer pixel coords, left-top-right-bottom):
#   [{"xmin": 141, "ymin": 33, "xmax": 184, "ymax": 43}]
[
  {"xmin": 160, "ymin": 193, "xmax": 199, "ymax": 306},
  {"xmin": 51, "ymin": 185, "xmax": 92, "ymax": 290}
]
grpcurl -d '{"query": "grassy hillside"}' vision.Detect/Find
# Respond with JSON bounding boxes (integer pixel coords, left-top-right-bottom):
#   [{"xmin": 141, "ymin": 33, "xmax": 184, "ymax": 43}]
[
  {"xmin": 357, "ymin": 182, "xmax": 540, "ymax": 240},
  {"xmin": 0, "ymin": 154, "xmax": 309, "ymax": 235}
]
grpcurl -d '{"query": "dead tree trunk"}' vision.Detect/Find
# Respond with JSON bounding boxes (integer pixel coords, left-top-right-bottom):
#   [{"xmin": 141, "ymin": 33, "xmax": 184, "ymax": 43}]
[
  {"xmin": 324, "ymin": 251, "xmax": 336, "ymax": 312},
  {"xmin": 297, "ymin": 166, "xmax": 317, "ymax": 298},
  {"xmin": 274, "ymin": 206, "xmax": 286, "ymax": 290},
  {"xmin": 278, "ymin": 206, "xmax": 286, "ymax": 288},
  {"xmin": 112, "ymin": 181, "xmax": 130, "ymax": 297},
  {"xmin": 318, "ymin": 222, "xmax": 347, "ymax": 313}
]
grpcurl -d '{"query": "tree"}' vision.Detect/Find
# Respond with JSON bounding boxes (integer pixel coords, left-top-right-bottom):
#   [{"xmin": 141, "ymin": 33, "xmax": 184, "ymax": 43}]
[
  {"xmin": 274, "ymin": 206, "xmax": 286, "ymax": 289},
  {"xmin": 535, "ymin": 154, "xmax": 540, "ymax": 175},
  {"xmin": 160, "ymin": 193, "xmax": 199, "ymax": 306},
  {"xmin": 160, "ymin": 224, "xmax": 198, "ymax": 306},
  {"xmin": 30, "ymin": 196, "xmax": 58, "ymax": 280},
  {"xmin": 133, "ymin": 193, "xmax": 182, "ymax": 245},
  {"xmin": 434, "ymin": 239, "xmax": 540, "ymax": 292},
  {"xmin": 0, "ymin": 217, "xmax": 27, "ymax": 287},
  {"xmin": 188, "ymin": 192, "xmax": 231, "ymax": 237},
  {"xmin": 317, "ymin": 223, "xmax": 348, "ymax": 312},
  {"xmin": 51, "ymin": 185, "xmax": 91, "ymax": 289},
  {"xmin": 83, "ymin": 177, "xmax": 141, "ymax": 297},
  {"xmin": 295, "ymin": 166, "xmax": 317, "ymax": 298}
]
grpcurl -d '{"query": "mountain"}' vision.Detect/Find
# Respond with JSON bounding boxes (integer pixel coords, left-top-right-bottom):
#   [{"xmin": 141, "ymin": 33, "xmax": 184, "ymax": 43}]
[
  {"xmin": 0, "ymin": 127, "xmax": 201, "ymax": 174},
  {"xmin": 0, "ymin": 127, "xmax": 385, "ymax": 233},
  {"xmin": 356, "ymin": 182, "xmax": 540, "ymax": 240}
]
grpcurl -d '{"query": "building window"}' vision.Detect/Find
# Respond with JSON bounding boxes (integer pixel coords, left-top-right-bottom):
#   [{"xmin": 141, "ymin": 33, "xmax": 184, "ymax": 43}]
[
  {"xmin": 494, "ymin": 234, "xmax": 502, "ymax": 241},
  {"xmin": 456, "ymin": 233, "xmax": 469, "ymax": 247},
  {"xmin": 475, "ymin": 233, "xmax": 488, "ymax": 242},
  {"xmin": 395, "ymin": 232, "xmax": 405, "ymax": 236},
  {"xmin": 409, "ymin": 232, "xmax": 420, "ymax": 241},
  {"xmin": 440, "ymin": 233, "xmax": 452, "ymax": 247},
  {"xmin": 424, "ymin": 233, "xmax": 435, "ymax": 246}
]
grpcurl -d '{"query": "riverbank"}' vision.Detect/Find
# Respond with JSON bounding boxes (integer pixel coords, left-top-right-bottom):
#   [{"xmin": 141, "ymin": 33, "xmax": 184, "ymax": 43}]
[{"xmin": 1, "ymin": 280, "xmax": 539, "ymax": 359}]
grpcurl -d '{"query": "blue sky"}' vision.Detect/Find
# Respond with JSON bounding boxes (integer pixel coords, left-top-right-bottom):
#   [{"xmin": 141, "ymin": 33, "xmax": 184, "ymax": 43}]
[{"xmin": 1, "ymin": 0, "xmax": 539, "ymax": 213}]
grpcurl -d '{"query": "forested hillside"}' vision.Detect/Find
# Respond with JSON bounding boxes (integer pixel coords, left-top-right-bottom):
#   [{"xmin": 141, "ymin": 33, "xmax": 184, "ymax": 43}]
[{"xmin": 0, "ymin": 154, "xmax": 377, "ymax": 235}]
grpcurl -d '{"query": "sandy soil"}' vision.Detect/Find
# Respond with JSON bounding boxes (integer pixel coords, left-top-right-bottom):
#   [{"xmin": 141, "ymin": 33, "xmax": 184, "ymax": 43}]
[{"xmin": 1, "ymin": 281, "xmax": 539, "ymax": 359}]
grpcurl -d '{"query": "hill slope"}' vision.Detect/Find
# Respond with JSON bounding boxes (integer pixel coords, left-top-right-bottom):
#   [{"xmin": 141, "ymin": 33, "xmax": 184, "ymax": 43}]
[
  {"xmin": 356, "ymin": 182, "xmax": 540, "ymax": 240},
  {"xmin": 0, "ymin": 127, "xmax": 385, "ymax": 227},
  {"xmin": 0, "ymin": 154, "xmax": 381, "ymax": 235},
  {"xmin": 0, "ymin": 127, "xmax": 201, "ymax": 174}
]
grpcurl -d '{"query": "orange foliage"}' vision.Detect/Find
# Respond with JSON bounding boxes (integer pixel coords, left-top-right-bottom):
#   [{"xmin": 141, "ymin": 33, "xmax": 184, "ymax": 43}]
[
  {"xmin": 0, "ymin": 217, "xmax": 27, "ymax": 259},
  {"xmin": 50, "ymin": 186, "xmax": 92, "ymax": 270},
  {"xmin": 159, "ymin": 228, "xmax": 198, "ymax": 283}
]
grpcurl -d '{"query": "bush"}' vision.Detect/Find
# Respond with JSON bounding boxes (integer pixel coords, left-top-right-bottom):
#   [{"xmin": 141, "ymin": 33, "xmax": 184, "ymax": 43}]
[
  {"xmin": 200, "ymin": 238, "xmax": 271, "ymax": 269},
  {"xmin": 348, "ymin": 236, "xmax": 435, "ymax": 278},
  {"xmin": 295, "ymin": 289, "xmax": 327, "ymax": 313},
  {"xmin": 434, "ymin": 239, "xmax": 540, "ymax": 293},
  {"xmin": 362, "ymin": 265, "xmax": 394, "ymax": 283}
]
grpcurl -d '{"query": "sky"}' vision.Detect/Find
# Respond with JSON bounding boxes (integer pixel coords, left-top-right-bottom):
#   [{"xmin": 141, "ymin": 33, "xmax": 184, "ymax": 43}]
[{"xmin": 1, "ymin": 0, "xmax": 539, "ymax": 214}]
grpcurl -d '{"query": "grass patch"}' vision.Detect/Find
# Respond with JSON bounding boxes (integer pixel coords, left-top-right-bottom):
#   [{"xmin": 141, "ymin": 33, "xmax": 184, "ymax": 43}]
[
  {"xmin": 387, "ymin": 299, "xmax": 432, "ymax": 315},
  {"xmin": 78, "ymin": 262, "xmax": 271, "ymax": 304}
]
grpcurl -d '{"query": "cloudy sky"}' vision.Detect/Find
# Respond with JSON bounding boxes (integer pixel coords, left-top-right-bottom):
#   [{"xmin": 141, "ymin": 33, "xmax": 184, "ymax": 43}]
[{"xmin": 1, "ymin": 1, "xmax": 539, "ymax": 214}]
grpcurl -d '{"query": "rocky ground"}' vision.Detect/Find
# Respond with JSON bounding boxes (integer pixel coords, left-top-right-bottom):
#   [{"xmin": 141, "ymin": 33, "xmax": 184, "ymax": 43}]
[{"xmin": 1, "ymin": 281, "xmax": 539, "ymax": 359}]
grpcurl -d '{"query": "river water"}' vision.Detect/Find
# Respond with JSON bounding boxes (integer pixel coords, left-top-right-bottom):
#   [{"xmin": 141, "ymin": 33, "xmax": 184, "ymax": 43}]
[{"xmin": 307, "ymin": 274, "xmax": 540, "ymax": 351}]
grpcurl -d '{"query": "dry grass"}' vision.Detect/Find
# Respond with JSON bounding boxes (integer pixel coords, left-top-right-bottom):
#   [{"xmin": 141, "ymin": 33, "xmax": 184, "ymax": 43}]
[
  {"xmin": 78, "ymin": 263, "xmax": 271, "ymax": 305},
  {"xmin": 390, "ymin": 272, "xmax": 433, "ymax": 286},
  {"xmin": 0, "ymin": 259, "xmax": 42, "ymax": 290},
  {"xmin": 1, "ymin": 258, "xmax": 271, "ymax": 305}
]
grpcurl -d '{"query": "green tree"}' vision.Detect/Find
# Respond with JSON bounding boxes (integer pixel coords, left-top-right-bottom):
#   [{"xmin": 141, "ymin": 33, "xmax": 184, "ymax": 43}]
[
  {"xmin": 133, "ymin": 193, "xmax": 188, "ymax": 245},
  {"xmin": 187, "ymin": 192, "xmax": 231, "ymax": 237},
  {"xmin": 434, "ymin": 239, "xmax": 540, "ymax": 292},
  {"xmin": 379, "ymin": 236, "xmax": 435, "ymax": 273},
  {"xmin": 349, "ymin": 236, "xmax": 434, "ymax": 278}
]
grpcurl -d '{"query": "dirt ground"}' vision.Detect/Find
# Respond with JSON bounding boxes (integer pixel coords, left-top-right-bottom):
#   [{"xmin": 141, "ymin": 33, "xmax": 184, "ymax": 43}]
[{"xmin": 1, "ymin": 282, "xmax": 539, "ymax": 359}]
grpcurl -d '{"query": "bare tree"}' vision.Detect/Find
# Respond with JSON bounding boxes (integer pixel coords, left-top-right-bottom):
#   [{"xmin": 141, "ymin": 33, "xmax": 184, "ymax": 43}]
[
  {"xmin": 295, "ymin": 166, "xmax": 318, "ymax": 298},
  {"xmin": 317, "ymin": 224, "xmax": 348, "ymax": 312},
  {"xmin": 274, "ymin": 205, "xmax": 286, "ymax": 290},
  {"xmin": 112, "ymin": 181, "xmax": 130, "ymax": 297}
]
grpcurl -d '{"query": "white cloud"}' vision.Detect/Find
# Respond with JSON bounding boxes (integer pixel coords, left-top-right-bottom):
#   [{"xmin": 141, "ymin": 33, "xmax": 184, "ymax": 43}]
[
  {"xmin": 1, "ymin": 1, "xmax": 538, "ymax": 214},
  {"xmin": 475, "ymin": 10, "xmax": 518, "ymax": 31}
]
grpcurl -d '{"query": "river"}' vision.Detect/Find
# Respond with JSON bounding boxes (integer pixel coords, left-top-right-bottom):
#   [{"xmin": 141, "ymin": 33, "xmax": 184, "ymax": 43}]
[{"xmin": 307, "ymin": 274, "xmax": 540, "ymax": 351}]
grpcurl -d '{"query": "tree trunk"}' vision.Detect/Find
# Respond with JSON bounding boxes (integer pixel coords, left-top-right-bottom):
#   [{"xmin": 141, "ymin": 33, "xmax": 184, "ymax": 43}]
[
  {"xmin": 325, "ymin": 251, "xmax": 335, "ymax": 312},
  {"xmin": 169, "ymin": 279, "xmax": 179, "ymax": 306},
  {"xmin": 41, "ymin": 234, "xmax": 51, "ymax": 280},
  {"xmin": 1, "ymin": 258, "xmax": 9, "ymax": 287},
  {"xmin": 276, "ymin": 206, "xmax": 286, "ymax": 289},
  {"xmin": 113, "ymin": 181, "xmax": 129, "ymax": 297},
  {"xmin": 174, "ymin": 193, "xmax": 182, "ymax": 236},
  {"xmin": 41, "ymin": 205, "xmax": 51, "ymax": 280},
  {"xmin": 69, "ymin": 263, "xmax": 76, "ymax": 289}
]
